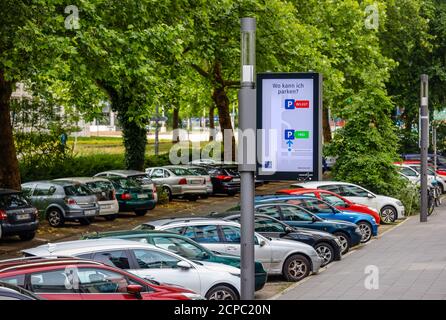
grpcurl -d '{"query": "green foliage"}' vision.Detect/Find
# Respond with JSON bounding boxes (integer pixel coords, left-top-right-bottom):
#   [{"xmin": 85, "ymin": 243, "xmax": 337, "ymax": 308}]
[
  {"xmin": 390, "ymin": 182, "xmax": 419, "ymax": 216},
  {"xmin": 155, "ymin": 186, "xmax": 170, "ymax": 205}
]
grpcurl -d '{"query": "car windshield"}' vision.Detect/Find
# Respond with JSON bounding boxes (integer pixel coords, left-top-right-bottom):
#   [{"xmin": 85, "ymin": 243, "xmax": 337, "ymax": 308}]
[
  {"xmin": 151, "ymin": 236, "xmax": 210, "ymax": 261},
  {"xmin": 169, "ymin": 167, "xmax": 194, "ymax": 176},
  {"xmin": 0, "ymin": 193, "xmax": 29, "ymax": 209},
  {"xmin": 64, "ymin": 184, "xmax": 93, "ymax": 196}
]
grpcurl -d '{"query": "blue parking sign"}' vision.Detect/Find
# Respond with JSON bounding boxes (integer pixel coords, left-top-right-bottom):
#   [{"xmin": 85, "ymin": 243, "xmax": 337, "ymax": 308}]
[
  {"xmin": 284, "ymin": 129, "xmax": 295, "ymax": 140},
  {"xmin": 285, "ymin": 99, "xmax": 295, "ymax": 110}
]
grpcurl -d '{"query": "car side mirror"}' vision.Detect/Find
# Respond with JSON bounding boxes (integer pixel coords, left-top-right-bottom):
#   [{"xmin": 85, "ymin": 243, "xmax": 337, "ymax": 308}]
[
  {"xmin": 367, "ymin": 193, "xmax": 374, "ymax": 198},
  {"xmin": 177, "ymin": 260, "xmax": 192, "ymax": 269},
  {"xmin": 127, "ymin": 284, "xmax": 143, "ymax": 299},
  {"xmin": 311, "ymin": 216, "xmax": 318, "ymax": 223},
  {"xmin": 259, "ymin": 240, "xmax": 266, "ymax": 247},
  {"xmin": 285, "ymin": 226, "xmax": 294, "ymax": 234}
]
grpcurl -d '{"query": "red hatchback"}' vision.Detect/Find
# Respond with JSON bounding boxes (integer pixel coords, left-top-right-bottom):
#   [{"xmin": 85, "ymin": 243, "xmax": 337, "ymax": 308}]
[
  {"xmin": 277, "ymin": 188, "xmax": 381, "ymax": 224},
  {"xmin": 0, "ymin": 257, "xmax": 197, "ymax": 300}
]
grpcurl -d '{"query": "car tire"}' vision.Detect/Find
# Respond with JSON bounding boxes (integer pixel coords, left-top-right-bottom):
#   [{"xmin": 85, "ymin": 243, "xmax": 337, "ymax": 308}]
[
  {"xmin": 163, "ymin": 187, "xmax": 172, "ymax": 201},
  {"xmin": 334, "ymin": 232, "xmax": 351, "ymax": 255},
  {"xmin": 187, "ymin": 195, "xmax": 198, "ymax": 201},
  {"xmin": 79, "ymin": 218, "xmax": 91, "ymax": 226},
  {"xmin": 227, "ymin": 191, "xmax": 237, "ymax": 196},
  {"xmin": 47, "ymin": 208, "xmax": 65, "ymax": 227},
  {"xmin": 104, "ymin": 214, "xmax": 118, "ymax": 221},
  {"xmin": 314, "ymin": 242, "xmax": 335, "ymax": 267},
  {"xmin": 357, "ymin": 221, "xmax": 373, "ymax": 243},
  {"xmin": 282, "ymin": 254, "xmax": 311, "ymax": 282},
  {"xmin": 205, "ymin": 285, "xmax": 239, "ymax": 300},
  {"xmin": 380, "ymin": 206, "xmax": 397, "ymax": 224},
  {"xmin": 134, "ymin": 210, "xmax": 147, "ymax": 216},
  {"xmin": 19, "ymin": 232, "xmax": 36, "ymax": 241}
]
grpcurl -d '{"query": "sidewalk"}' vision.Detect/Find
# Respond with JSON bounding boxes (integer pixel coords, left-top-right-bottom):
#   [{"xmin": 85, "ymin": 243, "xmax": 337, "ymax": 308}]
[{"xmin": 276, "ymin": 206, "xmax": 446, "ymax": 300}]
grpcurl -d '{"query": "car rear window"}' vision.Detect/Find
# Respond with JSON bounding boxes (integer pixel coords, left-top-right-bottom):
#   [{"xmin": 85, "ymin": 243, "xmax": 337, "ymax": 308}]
[
  {"xmin": 86, "ymin": 181, "xmax": 115, "ymax": 201},
  {"xmin": 64, "ymin": 184, "xmax": 94, "ymax": 196},
  {"xmin": 129, "ymin": 175, "xmax": 153, "ymax": 186},
  {"xmin": 0, "ymin": 193, "xmax": 30, "ymax": 209},
  {"xmin": 110, "ymin": 178, "xmax": 140, "ymax": 189}
]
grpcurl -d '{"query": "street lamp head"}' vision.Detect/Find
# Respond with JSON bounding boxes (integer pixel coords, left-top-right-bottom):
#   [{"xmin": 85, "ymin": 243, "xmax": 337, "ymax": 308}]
[{"xmin": 241, "ymin": 17, "xmax": 256, "ymax": 86}]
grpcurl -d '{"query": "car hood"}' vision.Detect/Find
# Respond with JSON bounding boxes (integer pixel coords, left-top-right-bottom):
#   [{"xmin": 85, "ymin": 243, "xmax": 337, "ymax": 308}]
[
  {"xmin": 267, "ymin": 237, "xmax": 317, "ymax": 252},
  {"xmin": 374, "ymin": 195, "xmax": 401, "ymax": 205},
  {"xmin": 197, "ymin": 260, "xmax": 241, "ymax": 274},
  {"xmin": 293, "ymin": 228, "xmax": 337, "ymax": 239}
]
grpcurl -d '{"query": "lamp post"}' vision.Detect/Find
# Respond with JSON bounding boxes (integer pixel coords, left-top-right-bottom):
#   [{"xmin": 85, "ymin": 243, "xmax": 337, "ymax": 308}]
[
  {"xmin": 238, "ymin": 17, "xmax": 256, "ymax": 300},
  {"xmin": 420, "ymin": 74, "xmax": 429, "ymax": 222}
]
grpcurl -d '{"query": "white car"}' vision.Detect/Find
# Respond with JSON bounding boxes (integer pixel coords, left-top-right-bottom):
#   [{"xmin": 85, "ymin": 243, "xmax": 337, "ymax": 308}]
[
  {"xmin": 401, "ymin": 164, "xmax": 446, "ymax": 194},
  {"xmin": 136, "ymin": 218, "xmax": 322, "ymax": 282},
  {"xmin": 395, "ymin": 165, "xmax": 437, "ymax": 188},
  {"xmin": 290, "ymin": 181, "xmax": 405, "ymax": 224},
  {"xmin": 22, "ymin": 239, "xmax": 241, "ymax": 300},
  {"xmin": 55, "ymin": 177, "xmax": 119, "ymax": 220}
]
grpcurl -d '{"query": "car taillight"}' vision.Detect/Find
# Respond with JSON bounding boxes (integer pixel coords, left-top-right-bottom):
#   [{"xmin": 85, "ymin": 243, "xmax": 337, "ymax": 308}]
[
  {"xmin": 179, "ymin": 178, "xmax": 187, "ymax": 185},
  {"xmin": 152, "ymin": 185, "xmax": 157, "ymax": 195},
  {"xmin": 65, "ymin": 198, "xmax": 77, "ymax": 205},
  {"xmin": 216, "ymin": 175, "xmax": 233, "ymax": 182},
  {"xmin": 112, "ymin": 189, "xmax": 116, "ymax": 200},
  {"xmin": 0, "ymin": 210, "xmax": 7, "ymax": 221},
  {"xmin": 121, "ymin": 193, "xmax": 132, "ymax": 200}
]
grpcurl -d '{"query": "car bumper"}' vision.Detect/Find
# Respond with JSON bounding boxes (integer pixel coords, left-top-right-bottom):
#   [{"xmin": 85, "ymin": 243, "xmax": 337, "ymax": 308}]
[
  {"xmin": 0, "ymin": 220, "xmax": 39, "ymax": 236},
  {"xmin": 396, "ymin": 205, "xmax": 405, "ymax": 219},
  {"xmin": 177, "ymin": 185, "xmax": 208, "ymax": 195},
  {"xmin": 65, "ymin": 207, "xmax": 100, "ymax": 220},
  {"xmin": 350, "ymin": 231, "xmax": 363, "ymax": 247},
  {"xmin": 310, "ymin": 254, "xmax": 323, "ymax": 273},
  {"xmin": 98, "ymin": 201, "xmax": 120, "ymax": 216},
  {"xmin": 255, "ymin": 272, "xmax": 268, "ymax": 291},
  {"xmin": 119, "ymin": 200, "xmax": 156, "ymax": 212},
  {"xmin": 371, "ymin": 223, "xmax": 379, "ymax": 236}
]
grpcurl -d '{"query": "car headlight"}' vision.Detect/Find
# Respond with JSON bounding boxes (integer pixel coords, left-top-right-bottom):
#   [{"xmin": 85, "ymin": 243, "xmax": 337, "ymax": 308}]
[
  {"xmin": 396, "ymin": 201, "xmax": 403, "ymax": 207},
  {"xmin": 182, "ymin": 292, "xmax": 206, "ymax": 300}
]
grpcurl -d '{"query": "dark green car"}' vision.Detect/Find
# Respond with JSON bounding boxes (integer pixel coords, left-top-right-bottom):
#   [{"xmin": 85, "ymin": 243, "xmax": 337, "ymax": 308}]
[{"xmin": 82, "ymin": 229, "xmax": 268, "ymax": 291}]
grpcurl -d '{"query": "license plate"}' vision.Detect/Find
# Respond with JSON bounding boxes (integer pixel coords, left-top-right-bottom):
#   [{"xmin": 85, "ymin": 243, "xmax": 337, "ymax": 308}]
[
  {"xmin": 191, "ymin": 180, "xmax": 201, "ymax": 184},
  {"xmin": 101, "ymin": 205, "xmax": 111, "ymax": 210},
  {"xmin": 85, "ymin": 210, "xmax": 96, "ymax": 216},
  {"xmin": 137, "ymin": 194, "xmax": 148, "ymax": 199},
  {"xmin": 232, "ymin": 178, "xmax": 240, "ymax": 182},
  {"xmin": 16, "ymin": 214, "xmax": 30, "ymax": 221}
]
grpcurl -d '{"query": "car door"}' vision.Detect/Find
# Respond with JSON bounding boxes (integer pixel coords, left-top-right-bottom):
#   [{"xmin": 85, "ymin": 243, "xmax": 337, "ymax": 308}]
[
  {"xmin": 31, "ymin": 183, "xmax": 56, "ymax": 215},
  {"xmin": 128, "ymin": 248, "xmax": 201, "ymax": 295},
  {"xmin": 149, "ymin": 168, "xmax": 165, "ymax": 186},
  {"xmin": 277, "ymin": 204, "xmax": 318, "ymax": 228},
  {"xmin": 296, "ymin": 198, "xmax": 337, "ymax": 220},
  {"xmin": 181, "ymin": 225, "xmax": 225, "ymax": 254},
  {"xmin": 338, "ymin": 184, "xmax": 378, "ymax": 209},
  {"xmin": 28, "ymin": 268, "xmax": 82, "ymax": 300}
]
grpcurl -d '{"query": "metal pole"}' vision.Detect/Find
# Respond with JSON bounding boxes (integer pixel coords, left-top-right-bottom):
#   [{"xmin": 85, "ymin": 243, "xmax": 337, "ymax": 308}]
[
  {"xmin": 420, "ymin": 74, "xmax": 429, "ymax": 222},
  {"xmin": 433, "ymin": 126, "xmax": 437, "ymax": 178},
  {"xmin": 239, "ymin": 17, "xmax": 256, "ymax": 300},
  {"xmin": 155, "ymin": 105, "xmax": 159, "ymax": 156}
]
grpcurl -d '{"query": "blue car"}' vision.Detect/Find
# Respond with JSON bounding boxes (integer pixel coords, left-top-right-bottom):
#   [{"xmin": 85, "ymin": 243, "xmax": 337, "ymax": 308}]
[{"xmin": 255, "ymin": 195, "xmax": 378, "ymax": 243}]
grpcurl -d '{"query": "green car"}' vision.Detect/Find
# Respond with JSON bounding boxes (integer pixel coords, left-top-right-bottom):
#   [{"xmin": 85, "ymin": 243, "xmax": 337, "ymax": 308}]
[{"xmin": 82, "ymin": 229, "xmax": 268, "ymax": 291}]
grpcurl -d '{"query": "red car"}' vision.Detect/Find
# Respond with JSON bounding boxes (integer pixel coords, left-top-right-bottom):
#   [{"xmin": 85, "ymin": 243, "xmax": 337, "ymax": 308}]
[
  {"xmin": 0, "ymin": 256, "xmax": 198, "ymax": 300},
  {"xmin": 277, "ymin": 188, "xmax": 381, "ymax": 224}
]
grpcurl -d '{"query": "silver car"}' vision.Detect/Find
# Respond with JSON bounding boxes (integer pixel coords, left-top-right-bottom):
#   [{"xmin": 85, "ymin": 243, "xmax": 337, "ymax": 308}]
[
  {"xmin": 54, "ymin": 177, "xmax": 119, "ymax": 220},
  {"xmin": 145, "ymin": 166, "xmax": 207, "ymax": 201},
  {"xmin": 184, "ymin": 165, "xmax": 213, "ymax": 195},
  {"xmin": 136, "ymin": 218, "xmax": 322, "ymax": 282},
  {"xmin": 23, "ymin": 239, "xmax": 241, "ymax": 300}
]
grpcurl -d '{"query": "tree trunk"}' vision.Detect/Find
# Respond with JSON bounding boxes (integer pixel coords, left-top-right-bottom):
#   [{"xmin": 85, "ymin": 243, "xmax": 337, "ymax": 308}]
[
  {"xmin": 0, "ymin": 71, "xmax": 21, "ymax": 190},
  {"xmin": 209, "ymin": 105, "xmax": 215, "ymax": 142},
  {"xmin": 172, "ymin": 106, "xmax": 180, "ymax": 144},
  {"xmin": 212, "ymin": 61, "xmax": 235, "ymax": 161},
  {"xmin": 322, "ymin": 105, "xmax": 332, "ymax": 143}
]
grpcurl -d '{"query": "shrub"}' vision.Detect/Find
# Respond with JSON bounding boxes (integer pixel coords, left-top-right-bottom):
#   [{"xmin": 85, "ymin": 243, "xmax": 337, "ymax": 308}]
[{"xmin": 156, "ymin": 186, "xmax": 170, "ymax": 205}]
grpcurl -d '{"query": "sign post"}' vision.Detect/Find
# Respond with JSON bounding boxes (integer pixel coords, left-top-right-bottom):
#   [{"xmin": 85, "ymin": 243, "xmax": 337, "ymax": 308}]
[
  {"xmin": 238, "ymin": 17, "xmax": 256, "ymax": 300},
  {"xmin": 420, "ymin": 74, "xmax": 429, "ymax": 223},
  {"xmin": 256, "ymin": 73, "xmax": 322, "ymax": 181}
]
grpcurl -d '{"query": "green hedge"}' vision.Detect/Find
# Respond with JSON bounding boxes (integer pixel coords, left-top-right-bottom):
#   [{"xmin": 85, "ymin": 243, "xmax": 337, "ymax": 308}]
[{"xmin": 20, "ymin": 153, "xmax": 172, "ymax": 182}]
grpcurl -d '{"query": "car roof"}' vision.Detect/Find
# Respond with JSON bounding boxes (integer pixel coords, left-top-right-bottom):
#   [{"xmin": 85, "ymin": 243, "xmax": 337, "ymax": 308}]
[
  {"xmin": 84, "ymin": 229, "xmax": 179, "ymax": 238},
  {"xmin": 22, "ymin": 239, "xmax": 158, "ymax": 257},
  {"xmin": 22, "ymin": 180, "xmax": 77, "ymax": 187},
  {"xmin": 54, "ymin": 177, "xmax": 112, "ymax": 183},
  {"xmin": 96, "ymin": 170, "xmax": 146, "ymax": 177},
  {"xmin": 255, "ymin": 194, "xmax": 316, "ymax": 201},
  {"xmin": 290, "ymin": 181, "xmax": 350, "ymax": 187},
  {"xmin": 141, "ymin": 217, "xmax": 239, "ymax": 228},
  {"xmin": 0, "ymin": 256, "xmax": 103, "ymax": 273},
  {"xmin": 0, "ymin": 189, "xmax": 20, "ymax": 195}
]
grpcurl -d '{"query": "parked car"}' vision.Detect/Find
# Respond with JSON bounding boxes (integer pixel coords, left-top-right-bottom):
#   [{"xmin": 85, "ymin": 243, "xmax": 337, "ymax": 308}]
[
  {"xmin": 0, "ymin": 256, "xmax": 199, "ymax": 300},
  {"xmin": 55, "ymin": 177, "xmax": 119, "ymax": 221},
  {"xmin": 136, "ymin": 218, "xmax": 322, "ymax": 282},
  {"xmin": 208, "ymin": 213, "xmax": 342, "ymax": 266},
  {"xmin": 21, "ymin": 181, "xmax": 99, "ymax": 227},
  {"xmin": 276, "ymin": 188, "xmax": 381, "ymax": 224},
  {"xmin": 145, "ymin": 166, "xmax": 207, "ymax": 201},
  {"xmin": 0, "ymin": 189, "xmax": 39, "ymax": 241},
  {"xmin": 290, "ymin": 181, "xmax": 405, "ymax": 224},
  {"xmin": 401, "ymin": 153, "xmax": 446, "ymax": 170},
  {"xmin": 402, "ymin": 164, "xmax": 446, "ymax": 194},
  {"xmin": 184, "ymin": 165, "xmax": 213, "ymax": 195},
  {"xmin": 81, "ymin": 229, "xmax": 268, "ymax": 291},
  {"xmin": 230, "ymin": 201, "xmax": 362, "ymax": 254},
  {"xmin": 0, "ymin": 281, "xmax": 41, "ymax": 300},
  {"xmin": 23, "ymin": 239, "xmax": 241, "ymax": 300},
  {"xmin": 94, "ymin": 170, "xmax": 157, "ymax": 216},
  {"xmin": 198, "ymin": 164, "xmax": 241, "ymax": 196}
]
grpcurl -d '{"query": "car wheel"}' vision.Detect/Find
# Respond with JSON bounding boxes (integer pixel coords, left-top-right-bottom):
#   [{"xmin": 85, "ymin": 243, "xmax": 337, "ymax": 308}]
[
  {"xmin": 104, "ymin": 214, "xmax": 118, "ymax": 221},
  {"xmin": 163, "ymin": 187, "xmax": 172, "ymax": 201},
  {"xmin": 334, "ymin": 232, "xmax": 350, "ymax": 255},
  {"xmin": 314, "ymin": 242, "xmax": 334, "ymax": 267},
  {"xmin": 187, "ymin": 195, "xmax": 198, "ymax": 201},
  {"xmin": 79, "ymin": 218, "xmax": 91, "ymax": 226},
  {"xmin": 380, "ymin": 206, "xmax": 397, "ymax": 224},
  {"xmin": 47, "ymin": 208, "xmax": 65, "ymax": 227},
  {"xmin": 134, "ymin": 210, "xmax": 147, "ymax": 216},
  {"xmin": 227, "ymin": 191, "xmax": 237, "ymax": 196},
  {"xmin": 282, "ymin": 254, "xmax": 311, "ymax": 282},
  {"xmin": 206, "ymin": 285, "xmax": 239, "ymax": 300},
  {"xmin": 19, "ymin": 232, "xmax": 36, "ymax": 241},
  {"xmin": 357, "ymin": 221, "xmax": 373, "ymax": 243}
]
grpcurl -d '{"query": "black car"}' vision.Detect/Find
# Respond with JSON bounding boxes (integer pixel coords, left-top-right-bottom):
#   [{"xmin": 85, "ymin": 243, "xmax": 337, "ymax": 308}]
[
  {"xmin": 209, "ymin": 212, "xmax": 342, "ymax": 266},
  {"xmin": 0, "ymin": 282, "xmax": 41, "ymax": 300},
  {"xmin": 0, "ymin": 189, "xmax": 39, "ymax": 241},
  {"xmin": 199, "ymin": 164, "xmax": 241, "ymax": 196}
]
